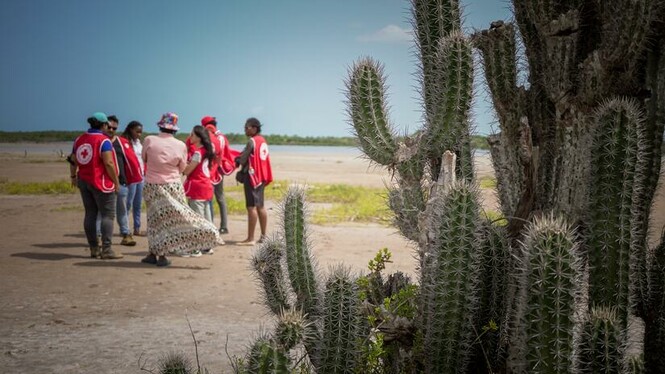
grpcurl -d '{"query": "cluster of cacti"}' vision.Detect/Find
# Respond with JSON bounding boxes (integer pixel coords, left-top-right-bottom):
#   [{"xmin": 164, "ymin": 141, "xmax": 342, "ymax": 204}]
[
  {"xmin": 342, "ymin": 0, "xmax": 665, "ymax": 372},
  {"xmin": 232, "ymin": 188, "xmax": 368, "ymax": 374},
  {"xmin": 157, "ymin": 0, "xmax": 664, "ymax": 372}
]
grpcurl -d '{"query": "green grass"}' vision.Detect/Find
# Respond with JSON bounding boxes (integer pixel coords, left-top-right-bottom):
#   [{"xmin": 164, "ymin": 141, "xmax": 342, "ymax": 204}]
[
  {"xmin": 214, "ymin": 180, "xmax": 390, "ymax": 225},
  {"xmin": 479, "ymin": 176, "xmax": 497, "ymax": 189},
  {"xmin": 0, "ymin": 180, "xmax": 76, "ymax": 194},
  {"xmin": 3, "ymin": 178, "xmax": 494, "ymax": 225}
]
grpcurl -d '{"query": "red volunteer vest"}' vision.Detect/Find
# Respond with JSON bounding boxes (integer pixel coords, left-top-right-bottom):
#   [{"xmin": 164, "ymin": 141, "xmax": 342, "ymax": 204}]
[
  {"xmin": 216, "ymin": 131, "xmax": 241, "ymax": 177},
  {"xmin": 204, "ymin": 125, "xmax": 223, "ymax": 185},
  {"xmin": 248, "ymin": 135, "xmax": 273, "ymax": 188},
  {"xmin": 184, "ymin": 147, "xmax": 213, "ymax": 200},
  {"xmin": 73, "ymin": 132, "xmax": 117, "ymax": 193},
  {"xmin": 116, "ymin": 137, "xmax": 143, "ymax": 185}
]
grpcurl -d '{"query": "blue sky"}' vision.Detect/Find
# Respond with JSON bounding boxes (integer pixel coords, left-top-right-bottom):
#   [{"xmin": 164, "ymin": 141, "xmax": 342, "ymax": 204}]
[{"xmin": 0, "ymin": 0, "xmax": 511, "ymax": 137}]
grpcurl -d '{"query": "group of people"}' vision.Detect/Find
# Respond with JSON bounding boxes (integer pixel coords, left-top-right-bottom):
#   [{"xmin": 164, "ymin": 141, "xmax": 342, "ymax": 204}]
[{"xmin": 68, "ymin": 111, "xmax": 273, "ymax": 267}]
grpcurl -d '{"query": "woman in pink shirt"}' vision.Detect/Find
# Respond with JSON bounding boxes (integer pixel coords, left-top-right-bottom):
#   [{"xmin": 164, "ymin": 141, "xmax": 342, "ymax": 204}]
[{"xmin": 140, "ymin": 112, "xmax": 220, "ymax": 267}]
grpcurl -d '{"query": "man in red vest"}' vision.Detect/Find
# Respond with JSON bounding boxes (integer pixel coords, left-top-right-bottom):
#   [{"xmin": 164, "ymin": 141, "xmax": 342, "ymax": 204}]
[
  {"xmin": 106, "ymin": 115, "xmax": 141, "ymax": 246},
  {"xmin": 235, "ymin": 117, "xmax": 273, "ymax": 245},
  {"xmin": 68, "ymin": 112, "xmax": 122, "ymax": 259}
]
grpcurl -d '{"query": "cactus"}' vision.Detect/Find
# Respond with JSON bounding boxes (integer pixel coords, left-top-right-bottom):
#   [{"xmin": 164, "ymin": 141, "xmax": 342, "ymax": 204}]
[
  {"xmin": 282, "ymin": 187, "xmax": 320, "ymax": 318},
  {"xmin": 227, "ymin": 0, "xmax": 665, "ymax": 372},
  {"xmin": 252, "ymin": 236, "xmax": 290, "ymax": 315},
  {"xmin": 645, "ymin": 233, "xmax": 665, "ymax": 372},
  {"xmin": 245, "ymin": 337, "xmax": 291, "ymax": 374},
  {"xmin": 314, "ymin": 266, "xmax": 367, "ymax": 373},
  {"xmin": 420, "ymin": 181, "xmax": 483, "ymax": 373},
  {"xmin": 509, "ymin": 215, "xmax": 582, "ymax": 373},
  {"xmin": 587, "ymin": 98, "xmax": 646, "ymax": 324},
  {"xmin": 579, "ymin": 307, "xmax": 624, "ymax": 373}
]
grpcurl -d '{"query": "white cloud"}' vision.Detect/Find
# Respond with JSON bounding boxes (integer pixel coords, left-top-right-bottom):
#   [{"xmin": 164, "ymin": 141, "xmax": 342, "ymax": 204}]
[{"xmin": 357, "ymin": 24, "xmax": 413, "ymax": 43}]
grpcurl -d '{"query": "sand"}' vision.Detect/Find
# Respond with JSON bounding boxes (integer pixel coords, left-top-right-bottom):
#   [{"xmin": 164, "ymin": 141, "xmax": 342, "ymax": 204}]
[{"xmin": 0, "ymin": 143, "xmax": 662, "ymax": 373}]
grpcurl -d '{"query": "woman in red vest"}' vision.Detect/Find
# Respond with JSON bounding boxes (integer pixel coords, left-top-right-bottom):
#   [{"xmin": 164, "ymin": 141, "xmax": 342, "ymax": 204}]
[
  {"xmin": 235, "ymin": 117, "xmax": 273, "ymax": 246},
  {"xmin": 68, "ymin": 112, "xmax": 122, "ymax": 259},
  {"xmin": 183, "ymin": 125, "xmax": 219, "ymax": 255}
]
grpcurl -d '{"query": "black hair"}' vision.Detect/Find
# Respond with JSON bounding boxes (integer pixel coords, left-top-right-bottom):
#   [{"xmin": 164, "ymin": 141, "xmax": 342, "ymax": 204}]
[
  {"xmin": 107, "ymin": 115, "xmax": 119, "ymax": 123},
  {"xmin": 159, "ymin": 127, "xmax": 177, "ymax": 135},
  {"xmin": 122, "ymin": 121, "xmax": 143, "ymax": 141},
  {"xmin": 87, "ymin": 116, "xmax": 107, "ymax": 130},
  {"xmin": 245, "ymin": 117, "xmax": 262, "ymax": 134},
  {"xmin": 192, "ymin": 125, "xmax": 214, "ymax": 164}
]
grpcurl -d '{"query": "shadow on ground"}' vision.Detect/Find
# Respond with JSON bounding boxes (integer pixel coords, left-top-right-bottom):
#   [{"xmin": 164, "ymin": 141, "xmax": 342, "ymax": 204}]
[{"xmin": 12, "ymin": 252, "xmax": 86, "ymax": 261}]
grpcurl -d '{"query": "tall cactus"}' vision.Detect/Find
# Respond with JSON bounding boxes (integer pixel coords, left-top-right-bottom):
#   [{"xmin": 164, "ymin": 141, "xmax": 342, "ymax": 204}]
[
  {"xmin": 587, "ymin": 98, "xmax": 646, "ymax": 324},
  {"xmin": 420, "ymin": 181, "xmax": 483, "ymax": 373}
]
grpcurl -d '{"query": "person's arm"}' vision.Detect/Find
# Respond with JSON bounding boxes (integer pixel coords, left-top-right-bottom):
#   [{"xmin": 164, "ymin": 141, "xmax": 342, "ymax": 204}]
[
  {"xmin": 182, "ymin": 151, "xmax": 201, "ymax": 176},
  {"xmin": 101, "ymin": 150, "xmax": 120, "ymax": 192},
  {"xmin": 235, "ymin": 139, "xmax": 254, "ymax": 168},
  {"xmin": 69, "ymin": 160, "xmax": 78, "ymax": 187}
]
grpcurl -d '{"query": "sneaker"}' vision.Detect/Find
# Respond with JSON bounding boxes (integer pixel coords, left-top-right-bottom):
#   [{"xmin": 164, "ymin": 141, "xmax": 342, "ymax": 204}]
[
  {"xmin": 90, "ymin": 247, "xmax": 101, "ymax": 259},
  {"xmin": 100, "ymin": 248, "xmax": 124, "ymax": 260},
  {"xmin": 176, "ymin": 250, "xmax": 191, "ymax": 258},
  {"xmin": 219, "ymin": 228, "xmax": 229, "ymax": 234},
  {"xmin": 201, "ymin": 248, "xmax": 214, "ymax": 255},
  {"xmin": 141, "ymin": 253, "xmax": 157, "ymax": 264},
  {"xmin": 156, "ymin": 256, "xmax": 171, "ymax": 267},
  {"xmin": 188, "ymin": 249, "xmax": 202, "ymax": 258},
  {"xmin": 121, "ymin": 234, "xmax": 137, "ymax": 246}
]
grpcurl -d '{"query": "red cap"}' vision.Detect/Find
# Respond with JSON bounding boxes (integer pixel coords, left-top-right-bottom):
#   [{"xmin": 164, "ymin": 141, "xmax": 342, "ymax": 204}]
[{"xmin": 201, "ymin": 116, "xmax": 216, "ymax": 126}]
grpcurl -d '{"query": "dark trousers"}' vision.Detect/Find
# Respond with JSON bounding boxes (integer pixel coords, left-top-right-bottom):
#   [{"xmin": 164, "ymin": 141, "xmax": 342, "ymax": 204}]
[
  {"xmin": 78, "ymin": 179, "xmax": 116, "ymax": 249},
  {"xmin": 210, "ymin": 180, "xmax": 228, "ymax": 230}
]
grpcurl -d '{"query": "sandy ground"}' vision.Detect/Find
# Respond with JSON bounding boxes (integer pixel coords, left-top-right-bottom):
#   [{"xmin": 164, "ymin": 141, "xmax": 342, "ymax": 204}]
[{"xmin": 0, "ymin": 143, "xmax": 662, "ymax": 373}]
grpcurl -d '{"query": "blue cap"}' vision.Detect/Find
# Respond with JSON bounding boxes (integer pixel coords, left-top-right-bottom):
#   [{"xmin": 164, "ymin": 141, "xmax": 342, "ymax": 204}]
[{"xmin": 91, "ymin": 112, "xmax": 108, "ymax": 123}]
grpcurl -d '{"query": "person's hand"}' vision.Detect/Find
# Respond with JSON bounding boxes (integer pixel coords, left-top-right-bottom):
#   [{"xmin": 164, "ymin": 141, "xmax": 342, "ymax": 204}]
[
  {"xmin": 114, "ymin": 183, "xmax": 120, "ymax": 193},
  {"xmin": 70, "ymin": 175, "xmax": 77, "ymax": 187}
]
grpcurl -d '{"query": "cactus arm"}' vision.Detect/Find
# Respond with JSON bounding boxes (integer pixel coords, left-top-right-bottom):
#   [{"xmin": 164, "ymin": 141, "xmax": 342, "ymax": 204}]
[
  {"xmin": 598, "ymin": 0, "xmax": 656, "ymax": 69},
  {"xmin": 587, "ymin": 98, "xmax": 645, "ymax": 324},
  {"xmin": 282, "ymin": 187, "xmax": 320, "ymax": 318},
  {"xmin": 251, "ymin": 237, "xmax": 290, "ymax": 315},
  {"xmin": 346, "ymin": 58, "xmax": 397, "ymax": 167},
  {"xmin": 424, "ymin": 30, "xmax": 475, "ymax": 182}
]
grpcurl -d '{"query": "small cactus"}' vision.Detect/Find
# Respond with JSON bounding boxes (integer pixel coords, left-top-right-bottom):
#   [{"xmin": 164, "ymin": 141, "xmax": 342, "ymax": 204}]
[
  {"xmin": 252, "ymin": 237, "xmax": 290, "ymax": 315},
  {"xmin": 509, "ymin": 215, "xmax": 582, "ymax": 373},
  {"xmin": 579, "ymin": 307, "xmax": 624, "ymax": 373}
]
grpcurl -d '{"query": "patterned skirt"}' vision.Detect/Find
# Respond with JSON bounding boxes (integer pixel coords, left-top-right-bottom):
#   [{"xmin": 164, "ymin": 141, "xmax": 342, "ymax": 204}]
[{"xmin": 144, "ymin": 182, "xmax": 220, "ymax": 256}]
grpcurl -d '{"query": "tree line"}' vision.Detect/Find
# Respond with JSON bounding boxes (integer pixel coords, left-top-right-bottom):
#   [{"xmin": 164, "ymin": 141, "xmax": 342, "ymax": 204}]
[{"xmin": 0, "ymin": 130, "xmax": 493, "ymax": 150}]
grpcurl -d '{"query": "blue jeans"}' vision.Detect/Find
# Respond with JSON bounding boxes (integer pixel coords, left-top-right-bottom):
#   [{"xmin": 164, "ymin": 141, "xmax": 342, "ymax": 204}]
[
  {"xmin": 126, "ymin": 181, "xmax": 143, "ymax": 232},
  {"xmin": 96, "ymin": 184, "xmax": 129, "ymax": 236}
]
